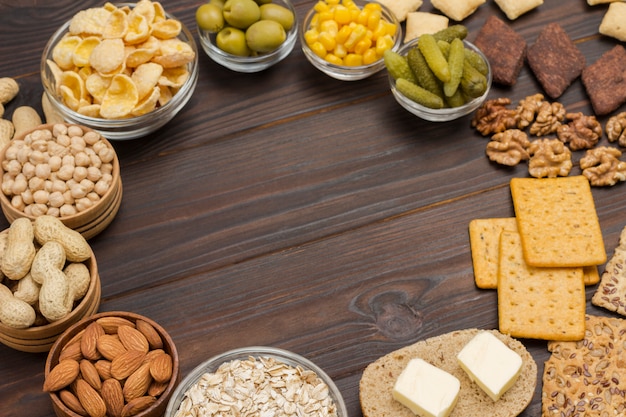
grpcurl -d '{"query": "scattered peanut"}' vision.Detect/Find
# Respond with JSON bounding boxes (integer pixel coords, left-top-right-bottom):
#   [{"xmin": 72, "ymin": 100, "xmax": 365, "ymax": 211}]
[
  {"xmin": 12, "ymin": 105, "xmax": 42, "ymax": 138},
  {"xmin": 1, "ymin": 217, "xmax": 36, "ymax": 280},
  {"xmin": 0, "ymin": 77, "xmax": 19, "ymax": 105},
  {"xmin": 0, "ymin": 118, "xmax": 14, "ymax": 150},
  {"xmin": 0, "ymin": 283, "xmax": 36, "ymax": 328}
]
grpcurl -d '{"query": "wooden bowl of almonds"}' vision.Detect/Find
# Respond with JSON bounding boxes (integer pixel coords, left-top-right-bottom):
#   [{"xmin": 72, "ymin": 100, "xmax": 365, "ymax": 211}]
[
  {"xmin": 0, "ymin": 216, "xmax": 100, "ymax": 352},
  {"xmin": 0, "ymin": 123, "xmax": 122, "ymax": 240},
  {"xmin": 45, "ymin": 311, "xmax": 180, "ymax": 417}
]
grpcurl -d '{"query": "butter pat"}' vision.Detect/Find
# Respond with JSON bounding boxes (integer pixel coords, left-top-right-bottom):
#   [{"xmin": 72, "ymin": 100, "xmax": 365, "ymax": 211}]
[
  {"xmin": 392, "ymin": 358, "xmax": 460, "ymax": 417},
  {"xmin": 456, "ymin": 331, "xmax": 522, "ymax": 401}
]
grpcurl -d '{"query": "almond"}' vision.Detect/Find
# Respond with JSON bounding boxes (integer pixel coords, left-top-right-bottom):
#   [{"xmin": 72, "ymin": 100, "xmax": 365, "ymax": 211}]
[
  {"xmin": 148, "ymin": 380, "xmax": 169, "ymax": 397},
  {"xmin": 75, "ymin": 379, "xmax": 107, "ymax": 417},
  {"xmin": 94, "ymin": 360, "xmax": 112, "ymax": 380},
  {"xmin": 135, "ymin": 319, "xmax": 163, "ymax": 349},
  {"xmin": 149, "ymin": 352, "xmax": 173, "ymax": 383},
  {"xmin": 110, "ymin": 350, "xmax": 146, "ymax": 380},
  {"xmin": 97, "ymin": 334, "xmax": 127, "ymax": 360},
  {"xmin": 122, "ymin": 362, "xmax": 152, "ymax": 402},
  {"xmin": 117, "ymin": 325, "xmax": 149, "ymax": 353},
  {"xmin": 80, "ymin": 359, "xmax": 102, "ymax": 391},
  {"xmin": 43, "ymin": 359, "xmax": 80, "ymax": 392},
  {"xmin": 81, "ymin": 321, "xmax": 105, "ymax": 361},
  {"xmin": 101, "ymin": 378, "xmax": 124, "ymax": 417},
  {"xmin": 59, "ymin": 339, "xmax": 84, "ymax": 362},
  {"xmin": 121, "ymin": 395, "xmax": 156, "ymax": 417},
  {"xmin": 96, "ymin": 316, "xmax": 135, "ymax": 333},
  {"xmin": 59, "ymin": 389, "xmax": 88, "ymax": 416}
]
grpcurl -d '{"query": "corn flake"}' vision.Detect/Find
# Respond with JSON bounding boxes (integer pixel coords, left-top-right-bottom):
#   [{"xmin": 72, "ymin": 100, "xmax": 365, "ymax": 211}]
[
  {"xmin": 133, "ymin": 0, "xmax": 157, "ymax": 24},
  {"xmin": 78, "ymin": 104, "xmax": 102, "ymax": 117},
  {"xmin": 85, "ymin": 73, "xmax": 112, "ymax": 103},
  {"xmin": 73, "ymin": 36, "xmax": 101, "ymax": 67},
  {"xmin": 52, "ymin": 35, "xmax": 82, "ymax": 70},
  {"xmin": 132, "ymin": 62, "xmax": 163, "ymax": 100},
  {"xmin": 152, "ymin": 38, "xmax": 195, "ymax": 68},
  {"xmin": 69, "ymin": 7, "xmax": 112, "ymax": 36},
  {"xmin": 159, "ymin": 66, "xmax": 189, "ymax": 89},
  {"xmin": 152, "ymin": 19, "xmax": 182, "ymax": 39},
  {"xmin": 89, "ymin": 38, "xmax": 125, "ymax": 75},
  {"xmin": 100, "ymin": 74, "xmax": 139, "ymax": 118},
  {"xmin": 124, "ymin": 12, "xmax": 150, "ymax": 44},
  {"xmin": 102, "ymin": 8, "xmax": 129, "ymax": 39},
  {"xmin": 132, "ymin": 86, "xmax": 160, "ymax": 116}
]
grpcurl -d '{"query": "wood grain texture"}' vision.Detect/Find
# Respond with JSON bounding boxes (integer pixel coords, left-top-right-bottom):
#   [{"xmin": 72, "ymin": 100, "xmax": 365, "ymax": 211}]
[{"xmin": 1, "ymin": 1, "xmax": 625, "ymax": 417}]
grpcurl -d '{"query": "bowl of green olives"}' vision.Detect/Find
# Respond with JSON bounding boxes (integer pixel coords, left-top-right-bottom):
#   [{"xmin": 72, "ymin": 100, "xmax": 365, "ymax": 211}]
[
  {"xmin": 386, "ymin": 35, "xmax": 492, "ymax": 122},
  {"xmin": 196, "ymin": 0, "xmax": 298, "ymax": 72},
  {"xmin": 300, "ymin": 0, "xmax": 401, "ymax": 81}
]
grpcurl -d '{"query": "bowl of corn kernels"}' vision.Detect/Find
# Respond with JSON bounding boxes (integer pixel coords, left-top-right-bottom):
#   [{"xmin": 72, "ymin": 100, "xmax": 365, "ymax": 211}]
[{"xmin": 300, "ymin": 0, "xmax": 401, "ymax": 81}]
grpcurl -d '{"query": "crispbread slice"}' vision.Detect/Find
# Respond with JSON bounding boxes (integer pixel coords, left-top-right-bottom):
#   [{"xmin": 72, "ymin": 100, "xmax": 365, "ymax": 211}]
[
  {"xmin": 359, "ymin": 329, "xmax": 537, "ymax": 417},
  {"xmin": 543, "ymin": 315, "xmax": 626, "ymax": 416},
  {"xmin": 510, "ymin": 176, "xmax": 606, "ymax": 267},
  {"xmin": 469, "ymin": 217, "xmax": 599, "ymax": 288},
  {"xmin": 592, "ymin": 225, "xmax": 626, "ymax": 314},
  {"xmin": 497, "ymin": 230, "xmax": 586, "ymax": 341},
  {"xmin": 469, "ymin": 218, "xmax": 518, "ymax": 289}
]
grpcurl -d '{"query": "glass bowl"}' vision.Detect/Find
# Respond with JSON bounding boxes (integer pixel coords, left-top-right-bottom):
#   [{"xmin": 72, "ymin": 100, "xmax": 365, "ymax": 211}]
[
  {"xmin": 40, "ymin": 3, "xmax": 199, "ymax": 141},
  {"xmin": 165, "ymin": 346, "xmax": 348, "ymax": 417},
  {"xmin": 389, "ymin": 37, "xmax": 492, "ymax": 122},
  {"xmin": 300, "ymin": 0, "xmax": 401, "ymax": 81},
  {"xmin": 197, "ymin": 0, "xmax": 298, "ymax": 73}
]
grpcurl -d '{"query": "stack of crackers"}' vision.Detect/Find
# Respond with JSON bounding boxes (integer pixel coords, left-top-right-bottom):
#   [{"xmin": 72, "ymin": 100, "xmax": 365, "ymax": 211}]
[{"xmin": 469, "ymin": 176, "xmax": 606, "ymax": 341}]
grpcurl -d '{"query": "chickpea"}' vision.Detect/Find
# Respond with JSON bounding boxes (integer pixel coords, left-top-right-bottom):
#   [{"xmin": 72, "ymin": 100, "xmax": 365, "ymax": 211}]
[
  {"xmin": 74, "ymin": 151, "xmax": 90, "ymax": 167},
  {"xmin": 30, "ymin": 140, "xmax": 47, "ymax": 153},
  {"xmin": 28, "ymin": 176, "xmax": 45, "ymax": 192},
  {"xmin": 29, "ymin": 203, "xmax": 47, "ymax": 216},
  {"xmin": 35, "ymin": 163, "xmax": 51, "ymax": 180},
  {"xmin": 47, "ymin": 207, "xmax": 60, "ymax": 217},
  {"xmin": 48, "ymin": 155, "xmax": 62, "ymax": 172},
  {"xmin": 75, "ymin": 197, "xmax": 93, "ymax": 212},
  {"xmin": 6, "ymin": 159, "xmax": 21, "ymax": 177},
  {"xmin": 86, "ymin": 192, "xmax": 100, "ymax": 202},
  {"xmin": 94, "ymin": 178, "xmax": 110, "ymax": 196},
  {"xmin": 50, "ymin": 179, "xmax": 67, "ymax": 193},
  {"xmin": 67, "ymin": 125, "xmax": 83, "ymax": 138},
  {"xmin": 10, "ymin": 195, "xmax": 24, "ymax": 211},
  {"xmin": 33, "ymin": 189, "xmax": 49, "ymax": 205},
  {"xmin": 31, "ymin": 128, "xmax": 52, "ymax": 142},
  {"xmin": 57, "ymin": 165, "xmax": 74, "ymax": 181},
  {"xmin": 1, "ymin": 177, "xmax": 13, "ymax": 195},
  {"xmin": 86, "ymin": 166, "xmax": 101, "ymax": 182},
  {"xmin": 70, "ymin": 183, "xmax": 87, "ymax": 199},
  {"xmin": 59, "ymin": 204, "xmax": 76, "ymax": 217},
  {"xmin": 20, "ymin": 189, "xmax": 34, "ymax": 205},
  {"xmin": 22, "ymin": 162, "xmax": 36, "ymax": 179},
  {"xmin": 49, "ymin": 191, "xmax": 65, "ymax": 208},
  {"xmin": 11, "ymin": 174, "xmax": 27, "ymax": 195},
  {"xmin": 83, "ymin": 131, "xmax": 100, "ymax": 145},
  {"xmin": 52, "ymin": 123, "xmax": 68, "ymax": 137},
  {"xmin": 56, "ymin": 134, "xmax": 70, "ymax": 148},
  {"xmin": 16, "ymin": 147, "xmax": 29, "ymax": 164},
  {"xmin": 73, "ymin": 166, "xmax": 88, "ymax": 182}
]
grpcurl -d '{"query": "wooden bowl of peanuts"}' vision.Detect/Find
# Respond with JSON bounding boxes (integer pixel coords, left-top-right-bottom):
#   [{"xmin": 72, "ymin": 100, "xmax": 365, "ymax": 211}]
[
  {"xmin": 0, "ymin": 217, "xmax": 100, "ymax": 352},
  {"xmin": 0, "ymin": 123, "xmax": 122, "ymax": 240},
  {"xmin": 45, "ymin": 311, "xmax": 180, "ymax": 417}
]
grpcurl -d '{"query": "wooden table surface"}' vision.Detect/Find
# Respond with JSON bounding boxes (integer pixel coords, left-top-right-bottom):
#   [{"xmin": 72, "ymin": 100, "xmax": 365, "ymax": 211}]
[{"xmin": 1, "ymin": 0, "xmax": 625, "ymax": 416}]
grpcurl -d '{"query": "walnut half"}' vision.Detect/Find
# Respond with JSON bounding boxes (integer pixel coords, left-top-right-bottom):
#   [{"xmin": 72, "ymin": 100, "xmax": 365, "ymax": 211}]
[
  {"xmin": 528, "ymin": 138, "xmax": 573, "ymax": 178},
  {"xmin": 529, "ymin": 101, "xmax": 566, "ymax": 136},
  {"xmin": 580, "ymin": 146, "xmax": 626, "ymax": 186},
  {"xmin": 471, "ymin": 98, "xmax": 519, "ymax": 136},
  {"xmin": 486, "ymin": 129, "xmax": 530, "ymax": 166},
  {"xmin": 557, "ymin": 112, "xmax": 602, "ymax": 151},
  {"xmin": 606, "ymin": 112, "xmax": 626, "ymax": 147}
]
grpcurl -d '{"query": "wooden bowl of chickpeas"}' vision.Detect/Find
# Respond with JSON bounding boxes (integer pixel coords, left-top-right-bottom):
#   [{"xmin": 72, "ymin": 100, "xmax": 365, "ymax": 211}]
[{"xmin": 0, "ymin": 123, "xmax": 122, "ymax": 240}]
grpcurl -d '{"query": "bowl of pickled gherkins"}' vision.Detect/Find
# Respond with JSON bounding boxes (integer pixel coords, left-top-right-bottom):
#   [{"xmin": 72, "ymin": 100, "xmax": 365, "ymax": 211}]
[
  {"xmin": 196, "ymin": 0, "xmax": 298, "ymax": 72},
  {"xmin": 301, "ymin": 0, "xmax": 401, "ymax": 81},
  {"xmin": 385, "ymin": 25, "xmax": 491, "ymax": 122}
]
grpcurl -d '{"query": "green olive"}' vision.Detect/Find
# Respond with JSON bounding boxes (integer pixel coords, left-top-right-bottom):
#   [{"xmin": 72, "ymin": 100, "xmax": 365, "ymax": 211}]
[
  {"xmin": 196, "ymin": 3, "xmax": 225, "ymax": 32},
  {"xmin": 216, "ymin": 27, "xmax": 251, "ymax": 56},
  {"xmin": 245, "ymin": 19, "xmax": 286, "ymax": 53},
  {"xmin": 259, "ymin": 3, "xmax": 294, "ymax": 31},
  {"xmin": 222, "ymin": 0, "xmax": 261, "ymax": 29}
]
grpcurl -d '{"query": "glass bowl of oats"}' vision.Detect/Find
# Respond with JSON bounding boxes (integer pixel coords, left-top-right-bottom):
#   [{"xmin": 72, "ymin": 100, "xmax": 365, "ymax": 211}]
[{"xmin": 165, "ymin": 346, "xmax": 348, "ymax": 417}]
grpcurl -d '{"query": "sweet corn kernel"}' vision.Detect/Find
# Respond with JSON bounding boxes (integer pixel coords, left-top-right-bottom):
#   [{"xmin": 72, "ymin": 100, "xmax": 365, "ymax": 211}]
[
  {"xmin": 354, "ymin": 37, "xmax": 372, "ymax": 55},
  {"xmin": 319, "ymin": 19, "xmax": 339, "ymax": 36},
  {"xmin": 357, "ymin": 10, "xmax": 369, "ymax": 26},
  {"xmin": 304, "ymin": 29, "xmax": 320, "ymax": 45},
  {"xmin": 310, "ymin": 41, "xmax": 327, "ymax": 58},
  {"xmin": 363, "ymin": 2, "xmax": 381, "ymax": 11},
  {"xmin": 333, "ymin": 5, "xmax": 351, "ymax": 24},
  {"xmin": 375, "ymin": 34, "xmax": 394, "ymax": 56},
  {"xmin": 344, "ymin": 53, "xmax": 363, "ymax": 66},
  {"xmin": 344, "ymin": 24, "xmax": 366, "ymax": 50},
  {"xmin": 336, "ymin": 25, "xmax": 352, "ymax": 44},
  {"xmin": 327, "ymin": 0, "xmax": 340, "ymax": 5},
  {"xmin": 318, "ymin": 32, "xmax": 336, "ymax": 51},
  {"xmin": 317, "ymin": 10, "xmax": 333, "ymax": 22},
  {"xmin": 333, "ymin": 43, "xmax": 347, "ymax": 58},
  {"xmin": 384, "ymin": 21, "xmax": 397, "ymax": 36},
  {"xmin": 362, "ymin": 48, "xmax": 378, "ymax": 64},
  {"xmin": 367, "ymin": 9, "xmax": 381, "ymax": 30},
  {"xmin": 325, "ymin": 53, "xmax": 343, "ymax": 65},
  {"xmin": 314, "ymin": 1, "xmax": 329, "ymax": 13}
]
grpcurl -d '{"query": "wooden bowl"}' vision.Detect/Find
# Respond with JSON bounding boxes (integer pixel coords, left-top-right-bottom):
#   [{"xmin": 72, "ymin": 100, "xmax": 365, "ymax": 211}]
[
  {"xmin": 0, "ymin": 123, "xmax": 122, "ymax": 240},
  {"xmin": 0, "ymin": 245, "xmax": 100, "ymax": 352},
  {"xmin": 45, "ymin": 311, "xmax": 180, "ymax": 417}
]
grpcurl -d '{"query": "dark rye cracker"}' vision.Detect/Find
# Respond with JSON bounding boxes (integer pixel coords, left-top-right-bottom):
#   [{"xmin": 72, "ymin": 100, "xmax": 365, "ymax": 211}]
[
  {"xmin": 526, "ymin": 23, "xmax": 585, "ymax": 99},
  {"xmin": 473, "ymin": 15, "xmax": 526, "ymax": 86},
  {"xmin": 582, "ymin": 44, "xmax": 626, "ymax": 116}
]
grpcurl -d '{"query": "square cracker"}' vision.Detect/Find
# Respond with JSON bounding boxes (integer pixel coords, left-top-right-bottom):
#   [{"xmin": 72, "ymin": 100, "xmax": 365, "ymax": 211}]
[
  {"xmin": 375, "ymin": 0, "xmax": 423, "ymax": 22},
  {"xmin": 404, "ymin": 12, "xmax": 449, "ymax": 43},
  {"xmin": 592, "ymin": 225, "xmax": 626, "ymax": 315},
  {"xmin": 469, "ymin": 218, "xmax": 517, "ymax": 289},
  {"xmin": 470, "ymin": 217, "xmax": 600, "ymax": 289},
  {"xmin": 510, "ymin": 176, "xmax": 606, "ymax": 268},
  {"xmin": 497, "ymin": 230, "xmax": 586, "ymax": 341},
  {"xmin": 599, "ymin": 2, "xmax": 626, "ymax": 42},
  {"xmin": 431, "ymin": 0, "xmax": 485, "ymax": 21}
]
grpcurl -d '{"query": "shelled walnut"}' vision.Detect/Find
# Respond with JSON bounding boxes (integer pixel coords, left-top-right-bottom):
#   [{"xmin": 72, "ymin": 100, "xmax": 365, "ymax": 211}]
[
  {"xmin": 527, "ymin": 138, "xmax": 572, "ymax": 178},
  {"xmin": 515, "ymin": 93, "xmax": 544, "ymax": 129},
  {"xmin": 606, "ymin": 112, "xmax": 626, "ymax": 147},
  {"xmin": 557, "ymin": 112, "xmax": 602, "ymax": 150},
  {"xmin": 580, "ymin": 146, "xmax": 626, "ymax": 186},
  {"xmin": 486, "ymin": 129, "xmax": 530, "ymax": 166},
  {"xmin": 471, "ymin": 98, "xmax": 519, "ymax": 136},
  {"xmin": 529, "ymin": 101, "xmax": 566, "ymax": 136}
]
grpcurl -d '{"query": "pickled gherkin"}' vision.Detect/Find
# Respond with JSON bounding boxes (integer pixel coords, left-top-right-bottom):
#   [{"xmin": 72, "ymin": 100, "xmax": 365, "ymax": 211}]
[
  {"xmin": 407, "ymin": 47, "xmax": 444, "ymax": 99},
  {"xmin": 384, "ymin": 50, "xmax": 417, "ymax": 84},
  {"xmin": 461, "ymin": 60, "xmax": 488, "ymax": 98},
  {"xmin": 464, "ymin": 48, "xmax": 489, "ymax": 76},
  {"xmin": 396, "ymin": 78, "xmax": 445, "ymax": 109},
  {"xmin": 432, "ymin": 24, "xmax": 468, "ymax": 43},
  {"xmin": 443, "ymin": 38, "xmax": 465, "ymax": 97},
  {"xmin": 417, "ymin": 34, "xmax": 450, "ymax": 83}
]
